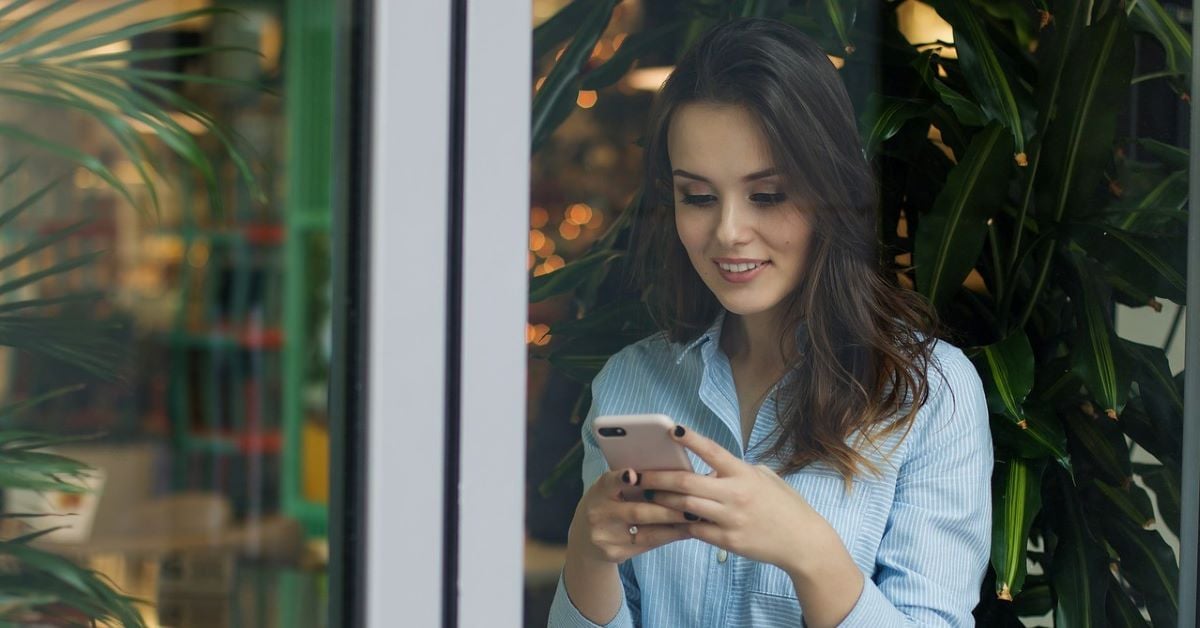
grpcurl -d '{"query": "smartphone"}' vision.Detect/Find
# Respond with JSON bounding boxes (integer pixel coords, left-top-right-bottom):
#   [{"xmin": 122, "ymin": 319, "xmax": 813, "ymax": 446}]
[{"xmin": 593, "ymin": 413, "xmax": 694, "ymax": 500}]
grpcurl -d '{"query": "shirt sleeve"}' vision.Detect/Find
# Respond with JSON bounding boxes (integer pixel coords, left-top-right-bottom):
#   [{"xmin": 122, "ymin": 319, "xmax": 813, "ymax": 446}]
[
  {"xmin": 836, "ymin": 347, "xmax": 994, "ymax": 627},
  {"xmin": 547, "ymin": 355, "xmax": 642, "ymax": 628}
]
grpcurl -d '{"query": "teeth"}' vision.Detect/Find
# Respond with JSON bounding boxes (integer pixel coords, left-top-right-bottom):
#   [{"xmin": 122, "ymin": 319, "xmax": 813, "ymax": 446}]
[{"xmin": 719, "ymin": 262, "xmax": 762, "ymax": 273}]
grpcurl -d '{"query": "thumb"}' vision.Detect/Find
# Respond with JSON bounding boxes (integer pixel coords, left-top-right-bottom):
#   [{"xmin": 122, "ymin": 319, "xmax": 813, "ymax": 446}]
[{"xmin": 603, "ymin": 467, "xmax": 639, "ymax": 498}]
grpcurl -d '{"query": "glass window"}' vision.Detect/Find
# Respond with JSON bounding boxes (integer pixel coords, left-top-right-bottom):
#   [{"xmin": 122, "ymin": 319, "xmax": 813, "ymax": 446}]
[{"xmin": 0, "ymin": 2, "xmax": 351, "ymax": 626}]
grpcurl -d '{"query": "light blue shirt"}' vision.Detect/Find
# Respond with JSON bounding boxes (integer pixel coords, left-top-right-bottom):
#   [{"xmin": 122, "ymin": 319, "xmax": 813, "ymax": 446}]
[{"xmin": 548, "ymin": 309, "xmax": 993, "ymax": 627}]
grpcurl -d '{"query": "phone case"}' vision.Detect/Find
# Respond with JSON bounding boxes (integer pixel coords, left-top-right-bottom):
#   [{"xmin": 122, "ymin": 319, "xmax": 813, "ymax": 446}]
[{"xmin": 593, "ymin": 413, "xmax": 694, "ymax": 500}]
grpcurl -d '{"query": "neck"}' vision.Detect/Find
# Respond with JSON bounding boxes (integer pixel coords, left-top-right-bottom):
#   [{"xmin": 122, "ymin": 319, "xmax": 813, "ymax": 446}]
[{"xmin": 720, "ymin": 308, "xmax": 797, "ymax": 374}]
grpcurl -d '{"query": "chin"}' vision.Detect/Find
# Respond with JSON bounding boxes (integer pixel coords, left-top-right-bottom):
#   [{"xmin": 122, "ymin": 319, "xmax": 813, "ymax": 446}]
[{"xmin": 712, "ymin": 294, "xmax": 781, "ymax": 317}]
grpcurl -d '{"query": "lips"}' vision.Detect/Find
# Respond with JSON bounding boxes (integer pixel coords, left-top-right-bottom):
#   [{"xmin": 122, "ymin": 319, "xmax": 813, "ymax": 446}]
[{"xmin": 713, "ymin": 259, "xmax": 770, "ymax": 283}]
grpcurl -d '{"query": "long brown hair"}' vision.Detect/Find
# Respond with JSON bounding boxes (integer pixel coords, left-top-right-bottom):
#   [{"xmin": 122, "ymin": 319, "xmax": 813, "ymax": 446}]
[{"xmin": 629, "ymin": 17, "xmax": 952, "ymax": 483}]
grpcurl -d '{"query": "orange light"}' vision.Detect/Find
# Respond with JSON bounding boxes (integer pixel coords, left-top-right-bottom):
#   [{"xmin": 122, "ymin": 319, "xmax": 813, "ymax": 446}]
[
  {"xmin": 533, "ymin": 264, "xmax": 550, "ymax": 277},
  {"xmin": 559, "ymin": 222, "xmax": 581, "ymax": 240},
  {"xmin": 535, "ymin": 76, "xmax": 546, "ymax": 91},
  {"xmin": 586, "ymin": 210, "xmax": 604, "ymax": 229},
  {"xmin": 566, "ymin": 203, "xmax": 593, "ymax": 225},
  {"xmin": 528, "ymin": 251, "xmax": 535, "ymax": 270},
  {"xmin": 533, "ymin": 323, "xmax": 552, "ymax": 346},
  {"xmin": 544, "ymin": 255, "xmax": 565, "ymax": 272},
  {"xmin": 525, "ymin": 323, "xmax": 536, "ymax": 344},
  {"xmin": 577, "ymin": 90, "xmax": 598, "ymax": 109},
  {"xmin": 613, "ymin": 33, "xmax": 627, "ymax": 50},
  {"xmin": 537, "ymin": 238, "xmax": 557, "ymax": 257},
  {"xmin": 530, "ymin": 229, "xmax": 546, "ymax": 252},
  {"xmin": 530, "ymin": 206, "xmax": 549, "ymax": 228},
  {"xmin": 827, "ymin": 54, "xmax": 845, "ymax": 69}
]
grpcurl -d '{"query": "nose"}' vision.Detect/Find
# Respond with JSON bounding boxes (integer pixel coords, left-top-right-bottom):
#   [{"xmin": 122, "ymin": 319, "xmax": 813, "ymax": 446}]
[{"xmin": 714, "ymin": 198, "xmax": 752, "ymax": 248}]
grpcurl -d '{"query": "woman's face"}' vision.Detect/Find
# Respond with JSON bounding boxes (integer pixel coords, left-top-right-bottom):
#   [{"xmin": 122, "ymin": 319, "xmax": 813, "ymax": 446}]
[{"xmin": 668, "ymin": 102, "xmax": 814, "ymax": 323}]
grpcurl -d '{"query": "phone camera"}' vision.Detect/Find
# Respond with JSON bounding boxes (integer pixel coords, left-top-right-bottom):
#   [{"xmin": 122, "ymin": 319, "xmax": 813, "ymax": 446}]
[{"xmin": 598, "ymin": 427, "xmax": 626, "ymax": 437}]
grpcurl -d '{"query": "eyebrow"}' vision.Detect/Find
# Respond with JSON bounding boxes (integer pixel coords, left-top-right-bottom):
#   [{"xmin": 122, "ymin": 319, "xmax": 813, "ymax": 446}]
[{"xmin": 672, "ymin": 168, "xmax": 778, "ymax": 183}]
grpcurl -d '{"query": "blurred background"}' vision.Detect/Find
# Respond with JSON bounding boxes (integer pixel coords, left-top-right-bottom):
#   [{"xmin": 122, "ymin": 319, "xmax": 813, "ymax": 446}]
[{"xmin": 0, "ymin": 1, "xmax": 335, "ymax": 626}]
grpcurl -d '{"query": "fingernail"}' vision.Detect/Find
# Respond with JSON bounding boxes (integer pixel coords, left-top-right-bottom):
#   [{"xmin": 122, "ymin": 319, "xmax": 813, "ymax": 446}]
[
  {"xmin": 643, "ymin": 490, "xmax": 656, "ymax": 502},
  {"xmin": 622, "ymin": 470, "xmax": 631, "ymax": 484},
  {"xmin": 674, "ymin": 425, "xmax": 686, "ymax": 438},
  {"xmin": 684, "ymin": 512, "xmax": 699, "ymax": 521}
]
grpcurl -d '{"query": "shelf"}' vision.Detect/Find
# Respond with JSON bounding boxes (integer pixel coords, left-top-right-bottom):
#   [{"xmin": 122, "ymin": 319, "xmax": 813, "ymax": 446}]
[{"xmin": 184, "ymin": 429, "xmax": 283, "ymax": 455}]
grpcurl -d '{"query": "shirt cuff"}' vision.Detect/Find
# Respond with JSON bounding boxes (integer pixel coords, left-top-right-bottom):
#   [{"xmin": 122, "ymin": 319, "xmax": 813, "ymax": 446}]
[
  {"xmin": 835, "ymin": 577, "xmax": 907, "ymax": 628},
  {"xmin": 547, "ymin": 571, "xmax": 635, "ymax": 628}
]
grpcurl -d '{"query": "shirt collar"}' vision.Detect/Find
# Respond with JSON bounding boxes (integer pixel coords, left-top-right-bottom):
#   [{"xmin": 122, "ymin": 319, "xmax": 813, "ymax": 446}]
[{"xmin": 674, "ymin": 309, "xmax": 727, "ymax": 364}]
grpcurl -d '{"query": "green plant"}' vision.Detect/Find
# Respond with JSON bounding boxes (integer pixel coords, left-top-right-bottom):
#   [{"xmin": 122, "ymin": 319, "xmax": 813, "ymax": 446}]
[
  {"xmin": 531, "ymin": 1, "xmax": 1188, "ymax": 625},
  {"xmin": 0, "ymin": 1, "xmax": 257, "ymax": 624}
]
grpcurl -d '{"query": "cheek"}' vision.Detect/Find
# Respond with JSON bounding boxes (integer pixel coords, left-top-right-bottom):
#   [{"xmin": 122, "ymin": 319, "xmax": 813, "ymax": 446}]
[{"xmin": 674, "ymin": 213, "xmax": 705, "ymax": 255}]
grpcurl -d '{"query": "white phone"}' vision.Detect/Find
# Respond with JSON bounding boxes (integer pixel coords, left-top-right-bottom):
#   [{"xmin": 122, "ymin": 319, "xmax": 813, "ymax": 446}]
[{"xmin": 593, "ymin": 413, "xmax": 694, "ymax": 500}]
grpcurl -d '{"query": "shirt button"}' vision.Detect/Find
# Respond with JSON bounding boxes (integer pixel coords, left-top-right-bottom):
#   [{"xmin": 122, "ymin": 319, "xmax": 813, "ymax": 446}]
[{"xmin": 716, "ymin": 549, "xmax": 728, "ymax": 563}]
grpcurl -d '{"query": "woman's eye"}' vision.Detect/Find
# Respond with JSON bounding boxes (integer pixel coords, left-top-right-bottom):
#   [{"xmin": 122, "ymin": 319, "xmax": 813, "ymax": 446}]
[
  {"xmin": 681, "ymin": 194, "xmax": 716, "ymax": 206},
  {"xmin": 751, "ymin": 192, "xmax": 788, "ymax": 206}
]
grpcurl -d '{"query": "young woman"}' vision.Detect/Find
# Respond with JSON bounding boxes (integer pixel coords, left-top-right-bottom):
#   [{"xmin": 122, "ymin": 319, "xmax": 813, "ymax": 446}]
[{"xmin": 548, "ymin": 17, "xmax": 992, "ymax": 628}]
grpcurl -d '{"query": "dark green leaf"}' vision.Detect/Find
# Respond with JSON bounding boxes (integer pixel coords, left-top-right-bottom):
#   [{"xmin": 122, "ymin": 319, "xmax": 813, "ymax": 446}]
[
  {"xmin": 1094, "ymin": 479, "xmax": 1156, "ymax": 529},
  {"xmin": 915, "ymin": 123, "xmax": 1013, "ymax": 307},
  {"xmin": 530, "ymin": 250, "xmax": 622, "ymax": 303},
  {"xmin": 859, "ymin": 95, "xmax": 927, "ymax": 159},
  {"xmin": 972, "ymin": 331, "xmax": 1034, "ymax": 423},
  {"xmin": 1049, "ymin": 468, "xmax": 1109, "ymax": 627},
  {"xmin": 992, "ymin": 457, "xmax": 1045, "ymax": 600},
  {"xmin": 911, "ymin": 51, "xmax": 986, "ymax": 127},
  {"xmin": 531, "ymin": 0, "xmax": 619, "ymax": 151},
  {"xmin": 581, "ymin": 23, "xmax": 683, "ymax": 91},
  {"xmin": 924, "ymin": 0, "xmax": 1028, "ymax": 161},
  {"xmin": 1036, "ymin": 10, "xmax": 1134, "ymax": 221},
  {"xmin": 1070, "ymin": 223, "xmax": 1186, "ymax": 303},
  {"xmin": 1127, "ymin": 0, "xmax": 1191, "ymax": 94},
  {"xmin": 550, "ymin": 299, "xmax": 654, "ymax": 340},
  {"xmin": 1103, "ymin": 516, "xmax": 1179, "ymax": 626},
  {"xmin": 1135, "ymin": 138, "xmax": 1188, "ymax": 169},
  {"xmin": 1135, "ymin": 463, "xmax": 1180, "ymax": 537},
  {"xmin": 1064, "ymin": 408, "xmax": 1130, "ymax": 486},
  {"xmin": 533, "ymin": 0, "xmax": 595, "ymax": 62},
  {"xmin": 1106, "ymin": 576, "xmax": 1151, "ymax": 628},
  {"xmin": 1066, "ymin": 253, "xmax": 1133, "ymax": 418}
]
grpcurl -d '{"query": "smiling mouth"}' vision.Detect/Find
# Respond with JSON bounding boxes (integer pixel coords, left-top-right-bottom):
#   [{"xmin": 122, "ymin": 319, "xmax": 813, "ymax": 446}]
[{"xmin": 715, "ymin": 260, "xmax": 769, "ymax": 273}]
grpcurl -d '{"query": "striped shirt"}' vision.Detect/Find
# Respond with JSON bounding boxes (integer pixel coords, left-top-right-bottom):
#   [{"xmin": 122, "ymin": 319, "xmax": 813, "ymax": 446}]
[{"xmin": 548, "ymin": 309, "xmax": 993, "ymax": 627}]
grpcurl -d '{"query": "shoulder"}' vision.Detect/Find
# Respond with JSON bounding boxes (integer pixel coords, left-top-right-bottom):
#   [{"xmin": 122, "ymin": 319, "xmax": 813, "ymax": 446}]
[
  {"xmin": 910, "ymin": 333, "xmax": 989, "ymax": 442},
  {"xmin": 592, "ymin": 330, "xmax": 676, "ymax": 388},
  {"xmin": 586, "ymin": 330, "xmax": 688, "ymax": 416}
]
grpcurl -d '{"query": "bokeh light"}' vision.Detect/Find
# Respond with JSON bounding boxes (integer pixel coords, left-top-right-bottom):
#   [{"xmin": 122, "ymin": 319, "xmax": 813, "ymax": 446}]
[
  {"xmin": 559, "ymin": 222, "xmax": 581, "ymax": 240},
  {"xmin": 566, "ymin": 203, "xmax": 592, "ymax": 225}
]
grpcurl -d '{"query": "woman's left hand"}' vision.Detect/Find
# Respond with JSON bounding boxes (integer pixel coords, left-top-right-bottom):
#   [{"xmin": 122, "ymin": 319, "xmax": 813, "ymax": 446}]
[{"xmin": 635, "ymin": 424, "xmax": 838, "ymax": 578}]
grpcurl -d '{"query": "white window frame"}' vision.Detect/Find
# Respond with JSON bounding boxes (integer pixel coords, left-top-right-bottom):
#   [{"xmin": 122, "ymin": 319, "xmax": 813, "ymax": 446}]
[{"xmin": 364, "ymin": 1, "xmax": 529, "ymax": 626}]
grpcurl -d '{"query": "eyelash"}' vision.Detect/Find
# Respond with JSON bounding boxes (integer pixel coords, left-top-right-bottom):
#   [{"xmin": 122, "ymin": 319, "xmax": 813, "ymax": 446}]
[{"xmin": 680, "ymin": 193, "xmax": 788, "ymax": 207}]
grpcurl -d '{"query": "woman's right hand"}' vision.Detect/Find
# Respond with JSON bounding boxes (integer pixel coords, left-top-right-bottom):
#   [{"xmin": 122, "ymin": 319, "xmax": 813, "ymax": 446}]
[{"xmin": 567, "ymin": 468, "xmax": 693, "ymax": 564}]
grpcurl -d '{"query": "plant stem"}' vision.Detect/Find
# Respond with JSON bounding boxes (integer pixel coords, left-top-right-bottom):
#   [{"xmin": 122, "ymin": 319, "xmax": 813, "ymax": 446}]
[
  {"xmin": 987, "ymin": 219, "xmax": 1005, "ymax": 309},
  {"xmin": 1015, "ymin": 238, "xmax": 1058, "ymax": 333}
]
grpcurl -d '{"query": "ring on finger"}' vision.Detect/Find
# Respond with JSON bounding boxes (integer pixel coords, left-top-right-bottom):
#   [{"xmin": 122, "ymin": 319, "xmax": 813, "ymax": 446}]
[{"xmin": 628, "ymin": 524, "xmax": 638, "ymax": 544}]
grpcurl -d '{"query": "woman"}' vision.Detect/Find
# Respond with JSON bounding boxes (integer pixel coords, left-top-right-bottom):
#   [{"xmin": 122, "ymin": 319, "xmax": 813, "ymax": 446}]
[{"xmin": 548, "ymin": 17, "xmax": 992, "ymax": 628}]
